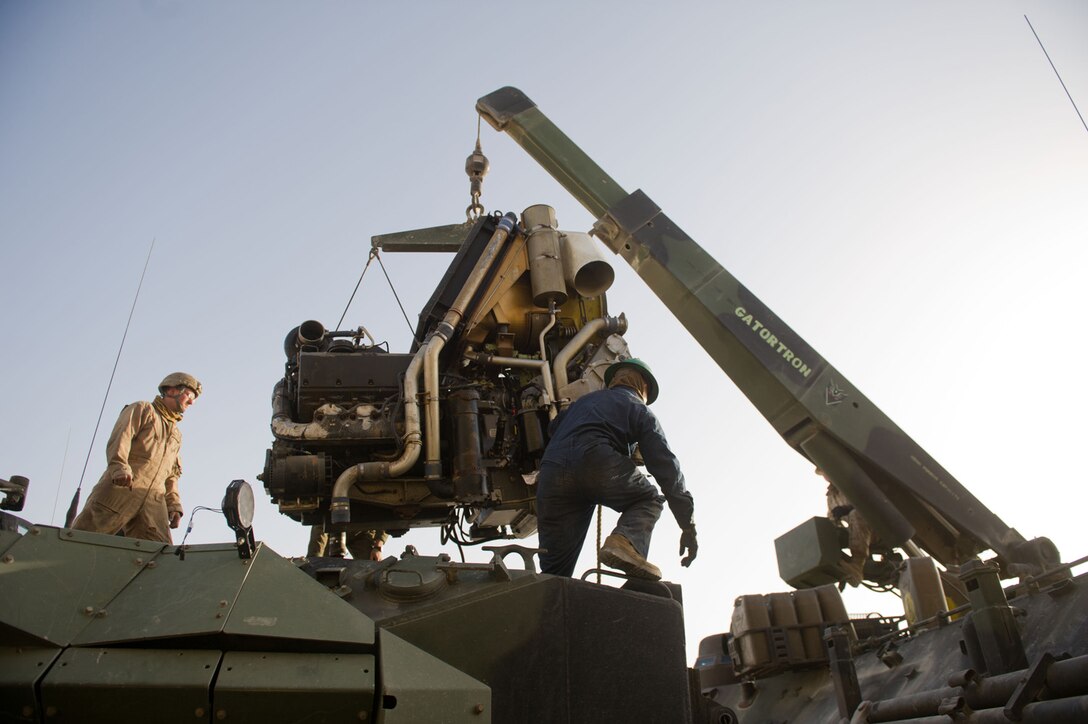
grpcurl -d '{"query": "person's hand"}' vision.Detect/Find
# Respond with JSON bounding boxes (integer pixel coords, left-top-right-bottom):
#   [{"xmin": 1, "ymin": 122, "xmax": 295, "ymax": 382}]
[
  {"xmin": 679, "ymin": 525, "xmax": 698, "ymax": 567},
  {"xmin": 112, "ymin": 473, "xmax": 133, "ymax": 488},
  {"xmin": 169, "ymin": 512, "xmax": 182, "ymax": 529}
]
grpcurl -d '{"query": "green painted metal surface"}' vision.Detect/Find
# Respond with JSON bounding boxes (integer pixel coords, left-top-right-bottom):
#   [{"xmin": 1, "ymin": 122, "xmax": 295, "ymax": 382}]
[
  {"xmin": 476, "ymin": 87, "xmax": 625, "ymax": 220},
  {"xmin": 379, "ymin": 572, "xmax": 689, "ymax": 723},
  {"xmin": 380, "ymin": 630, "xmax": 491, "ymax": 724},
  {"xmin": 0, "ymin": 527, "xmax": 161, "ymax": 647},
  {"xmin": 774, "ymin": 516, "xmax": 847, "ymax": 588},
  {"xmin": 372, "ymin": 222, "xmax": 476, "ymax": 253},
  {"xmin": 214, "ymin": 651, "xmax": 375, "ymax": 723},
  {"xmin": 0, "ymin": 528, "xmax": 21, "ymax": 557},
  {"xmin": 73, "ymin": 542, "xmax": 374, "ymax": 649},
  {"xmin": 70, "ymin": 541, "xmax": 248, "ymax": 645},
  {"xmin": 222, "ymin": 543, "xmax": 375, "ymax": 648},
  {"xmin": 0, "ymin": 647, "xmax": 61, "ymax": 723},
  {"xmin": 39, "ymin": 647, "xmax": 220, "ymax": 723}
]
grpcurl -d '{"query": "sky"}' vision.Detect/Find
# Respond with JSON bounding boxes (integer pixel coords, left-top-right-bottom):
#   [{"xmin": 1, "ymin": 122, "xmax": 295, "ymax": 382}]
[{"xmin": 2, "ymin": 1, "xmax": 1086, "ymax": 663}]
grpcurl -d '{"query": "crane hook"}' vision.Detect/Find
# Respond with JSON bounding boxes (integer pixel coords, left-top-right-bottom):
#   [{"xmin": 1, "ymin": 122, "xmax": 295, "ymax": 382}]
[{"xmin": 465, "ymin": 117, "xmax": 489, "ymax": 220}]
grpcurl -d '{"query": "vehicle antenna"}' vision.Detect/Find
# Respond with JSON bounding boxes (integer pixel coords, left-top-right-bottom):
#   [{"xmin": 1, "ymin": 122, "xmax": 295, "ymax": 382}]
[
  {"xmin": 48, "ymin": 427, "xmax": 72, "ymax": 525},
  {"xmin": 1025, "ymin": 15, "xmax": 1088, "ymax": 135},
  {"xmin": 63, "ymin": 238, "xmax": 156, "ymax": 527},
  {"xmin": 465, "ymin": 114, "xmax": 489, "ymax": 220}
]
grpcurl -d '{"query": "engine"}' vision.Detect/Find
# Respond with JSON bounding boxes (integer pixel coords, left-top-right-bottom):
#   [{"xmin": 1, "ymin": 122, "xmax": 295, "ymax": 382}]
[{"xmin": 260, "ymin": 208, "xmax": 631, "ymax": 546}]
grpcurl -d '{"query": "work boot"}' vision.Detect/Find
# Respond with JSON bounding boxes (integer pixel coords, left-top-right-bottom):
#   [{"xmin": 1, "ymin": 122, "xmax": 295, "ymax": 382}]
[{"xmin": 599, "ymin": 533, "xmax": 662, "ymax": 580}]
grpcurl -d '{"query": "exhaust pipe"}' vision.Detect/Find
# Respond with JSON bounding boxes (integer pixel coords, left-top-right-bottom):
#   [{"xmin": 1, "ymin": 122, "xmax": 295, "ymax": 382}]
[
  {"xmin": 423, "ymin": 212, "xmax": 518, "ymax": 480},
  {"xmin": 561, "ymin": 231, "xmax": 614, "ymax": 298}
]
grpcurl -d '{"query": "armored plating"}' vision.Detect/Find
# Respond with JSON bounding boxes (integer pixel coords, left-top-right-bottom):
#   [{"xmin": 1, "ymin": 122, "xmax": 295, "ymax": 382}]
[{"xmin": 734, "ymin": 306, "xmax": 812, "ymax": 378}]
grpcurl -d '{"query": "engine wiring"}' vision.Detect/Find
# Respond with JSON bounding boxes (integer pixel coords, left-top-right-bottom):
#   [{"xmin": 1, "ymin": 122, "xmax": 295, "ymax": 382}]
[{"xmin": 440, "ymin": 507, "xmax": 509, "ymax": 562}]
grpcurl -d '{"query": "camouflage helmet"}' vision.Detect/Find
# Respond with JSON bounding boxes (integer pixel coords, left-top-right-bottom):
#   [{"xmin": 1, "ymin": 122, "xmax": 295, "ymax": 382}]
[
  {"xmin": 604, "ymin": 358, "xmax": 659, "ymax": 405},
  {"xmin": 159, "ymin": 372, "xmax": 203, "ymax": 398}
]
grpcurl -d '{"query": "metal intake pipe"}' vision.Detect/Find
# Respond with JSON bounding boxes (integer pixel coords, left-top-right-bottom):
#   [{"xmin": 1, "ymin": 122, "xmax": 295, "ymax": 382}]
[
  {"xmin": 283, "ymin": 319, "xmax": 327, "ymax": 357},
  {"xmin": 297, "ymin": 319, "xmax": 326, "ymax": 348},
  {"xmin": 423, "ymin": 212, "xmax": 518, "ymax": 480},
  {"xmin": 552, "ymin": 314, "xmax": 628, "ymax": 394},
  {"xmin": 271, "ymin": 379, "xmax": 328, "ymax": 440},
  {"xmin": 464, "ymin": 348, "xmax": 557, "ymax": 419},
  {"xmin": 537, "ymin": 305, "xmax": 558, "ymax": 419}
]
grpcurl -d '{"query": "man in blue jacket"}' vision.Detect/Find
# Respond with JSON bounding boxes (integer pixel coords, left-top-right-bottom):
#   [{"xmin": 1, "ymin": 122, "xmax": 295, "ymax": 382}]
[{"xmin": 536, "ymin": 358, "xmax": 697, "ymax": 580}]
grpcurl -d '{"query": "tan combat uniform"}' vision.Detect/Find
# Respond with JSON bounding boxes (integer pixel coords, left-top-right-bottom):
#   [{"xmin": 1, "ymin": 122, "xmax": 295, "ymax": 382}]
[
  {"xmin": 72, "ymin": 400, "xmax": 184, "ymax": 543},
  {"xmin": 308, "ymin": 525, "xmax": 389, "ymax": 559},
  {"xmin": 826, "ymin": 483, "xmax": 873, "ymax": 586}
]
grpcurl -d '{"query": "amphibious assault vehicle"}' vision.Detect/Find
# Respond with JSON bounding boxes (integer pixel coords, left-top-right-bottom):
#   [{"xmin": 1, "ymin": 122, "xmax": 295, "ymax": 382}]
[{"xmin": 2, "ymin": 88, "xmax": 1085, "ymax": 723}]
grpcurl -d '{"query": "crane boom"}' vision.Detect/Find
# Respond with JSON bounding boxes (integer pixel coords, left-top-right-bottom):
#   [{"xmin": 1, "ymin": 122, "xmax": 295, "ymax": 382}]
[{"xmin": 477, "ymin": 86, "xmax": 1058, "ymax": 577}]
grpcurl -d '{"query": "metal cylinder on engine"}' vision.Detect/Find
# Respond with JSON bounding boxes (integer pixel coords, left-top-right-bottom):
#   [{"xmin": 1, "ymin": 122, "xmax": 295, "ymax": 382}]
[
  {"xmin": 519, "ymin": 388, "xmax": 547, "ymax": 458},
  {"xmin": 522, "ymin": 204, "xmax": 568, "ymax": 308},
  {"xmin": 297, "ymin": 319, "xmax": 327, "ymax": 351},
  {"xmin": 450, "ymin": 389, "xmax": 487, "ymax": 500},
  {"xmin": 560, "ymin": 231, "xmax": 614, "ymax": 298}
]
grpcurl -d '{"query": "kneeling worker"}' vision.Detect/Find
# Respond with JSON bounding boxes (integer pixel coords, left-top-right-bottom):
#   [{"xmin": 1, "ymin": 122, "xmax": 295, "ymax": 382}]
[
  {"xmin": 536, "ymin": 359, "xmax": 697, "ymax": 580},
  {"xmin": 72, "ymin": 372, "xmax": 201, "ymax": 544}
]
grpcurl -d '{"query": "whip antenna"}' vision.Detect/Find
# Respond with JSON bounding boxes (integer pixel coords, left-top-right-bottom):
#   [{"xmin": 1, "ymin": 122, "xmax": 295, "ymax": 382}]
[
  {"xmin": 49, "ymin": 427, "xmax": 72, "ymax": 525},
  {"xmin": 1025, "ymin": 15, "xmax": 1088, "ymax": 136},
  {"xmin": 64, "ymin": 238, "xmax": 156, "ymax": 527}
]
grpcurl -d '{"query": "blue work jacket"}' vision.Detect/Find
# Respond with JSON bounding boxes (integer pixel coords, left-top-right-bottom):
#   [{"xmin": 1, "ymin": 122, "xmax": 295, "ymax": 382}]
[{"xmin": 542, "ymin": 386, "xmax": 695, "ymax": 528}]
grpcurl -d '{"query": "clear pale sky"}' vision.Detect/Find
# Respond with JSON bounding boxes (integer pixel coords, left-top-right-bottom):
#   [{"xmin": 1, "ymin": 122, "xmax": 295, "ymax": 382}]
[{"xmin": 2, "ymin": 1, "xmax": 1086, "ymax": 662}]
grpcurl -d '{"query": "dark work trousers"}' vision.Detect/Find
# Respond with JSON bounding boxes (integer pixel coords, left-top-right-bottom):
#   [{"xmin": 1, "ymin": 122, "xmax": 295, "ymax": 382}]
[{"xmin": 535, "ymin": 441, "xmax": 665, "ymax": 577}]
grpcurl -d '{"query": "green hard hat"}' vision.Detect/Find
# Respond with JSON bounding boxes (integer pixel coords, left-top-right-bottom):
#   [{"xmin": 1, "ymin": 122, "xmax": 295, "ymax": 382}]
[{"xmin": 604, "ymin": 358, "xmax": 659, "ymax": 405}]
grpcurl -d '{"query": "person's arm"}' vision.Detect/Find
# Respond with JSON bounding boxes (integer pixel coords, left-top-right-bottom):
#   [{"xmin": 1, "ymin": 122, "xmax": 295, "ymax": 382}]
[
  {"xmin": 165, "ymin": 454, "xmax": 183, "ymax": 527},
  {"xmin": 371, "ymin": 530, "xmax": 390, "ymax": 560},
  {"xmin": 637, "ymin": 407, "xmax": 698, "ymax": 566},
  {"xmin": 636, "ymin": 409, "xmax": 694, "ymax": 528},
  {"xmin": 104, "ymin": 404, "xmax": 141, "ymax": 486}
]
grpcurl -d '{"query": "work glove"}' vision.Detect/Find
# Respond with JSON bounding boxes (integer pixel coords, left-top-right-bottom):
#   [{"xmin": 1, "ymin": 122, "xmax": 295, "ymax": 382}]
[{"xmin": 679, "ymin": 525, "xmax": 698, "ymax": 567}]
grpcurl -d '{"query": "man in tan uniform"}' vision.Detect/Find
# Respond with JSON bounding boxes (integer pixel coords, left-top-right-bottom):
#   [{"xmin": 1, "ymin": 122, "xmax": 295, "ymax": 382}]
[
  {"xmin": 72, "ymin": 372, "xmax": 201, "ymax": 543},
  {"xmin": 307, "ymin": 525, "xmax": 388, "ymax": 560},
  {"xmin": 822, "ymin": 470, "xmax": 873, "ymax": 587}
]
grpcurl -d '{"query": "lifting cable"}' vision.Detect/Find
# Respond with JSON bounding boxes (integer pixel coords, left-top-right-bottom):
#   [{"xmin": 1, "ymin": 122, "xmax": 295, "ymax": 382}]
[
  {"xmin": 341, "ymin": 116, "xmax": 490, "ymax": 338},
  {"xmin": 374, "ymin": 252, "xmax": 420, "ymax": 345},
  {"xmin": 595, "ymin": 505, "xmax": 603, "ymax": 584},
  {"xmin": 336, "ymin": 248, "xmax": 420, "ymax": 346},
  {"xmin": 335, "ymin": 249, "xmax": 376, "ymax": 331}
]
